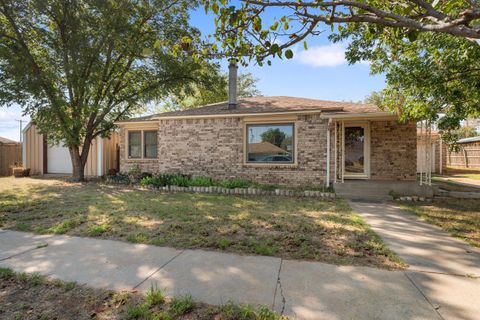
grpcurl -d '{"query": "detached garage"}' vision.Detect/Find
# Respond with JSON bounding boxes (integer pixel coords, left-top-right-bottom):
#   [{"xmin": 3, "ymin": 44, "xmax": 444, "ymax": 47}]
[{"xmin": 22, "ymin": 123, "xmax": 119, "ymax": 177}]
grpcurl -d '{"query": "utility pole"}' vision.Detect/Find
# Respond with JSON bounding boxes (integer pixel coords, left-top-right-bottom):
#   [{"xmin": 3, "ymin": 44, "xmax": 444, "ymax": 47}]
[{"xmin": 15, "ymin": 119, "xmax": 24, "ymax": 143}]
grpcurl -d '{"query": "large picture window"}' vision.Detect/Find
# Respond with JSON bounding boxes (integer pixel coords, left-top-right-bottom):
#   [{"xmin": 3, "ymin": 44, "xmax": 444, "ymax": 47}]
[
  {"xmin": 246, "ymin": 123, "xmax": 294, "ymax": 163},
  {"xmin": 128, "ymin": 131, "xmax": 141, "ymax": 159},
  {"xmin": 144, "ymin": 131, "xmax": 157, "ymax": 158}
]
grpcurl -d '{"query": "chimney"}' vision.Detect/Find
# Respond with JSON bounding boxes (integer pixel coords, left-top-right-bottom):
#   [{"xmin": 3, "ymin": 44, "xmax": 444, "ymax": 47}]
[{"xmin": 228, "ymin": 59, "xmax": 238, "ymax": 110}]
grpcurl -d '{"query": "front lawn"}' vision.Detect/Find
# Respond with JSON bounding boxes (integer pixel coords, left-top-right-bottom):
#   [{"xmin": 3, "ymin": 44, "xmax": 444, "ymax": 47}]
[
  {"xmin": 0, "ymin": 177, "xmax": 403, "ymax": 269},
  {"xmin": 401, "ymin": 199, "xmax": 480, "ymax": 248},
  {"xmin": 0, "ymin": 267, "xmax": 286, "ymax": 320}
]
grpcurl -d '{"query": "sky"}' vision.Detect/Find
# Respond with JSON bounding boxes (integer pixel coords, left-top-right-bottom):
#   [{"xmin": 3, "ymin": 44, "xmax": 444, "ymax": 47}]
[{"xmin": 0, "ymin": 7, "xmax": 385, "ymax": 142}]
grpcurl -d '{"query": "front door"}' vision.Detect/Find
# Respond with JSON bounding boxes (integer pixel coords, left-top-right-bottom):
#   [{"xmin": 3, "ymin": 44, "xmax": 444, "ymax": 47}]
[{"xmin": 344, "ymin": 123, "xmax": 370, "ymax": 179}]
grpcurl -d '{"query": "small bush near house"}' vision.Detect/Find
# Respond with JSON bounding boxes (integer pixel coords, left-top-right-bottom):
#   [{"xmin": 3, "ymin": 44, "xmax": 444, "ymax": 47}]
[
  {"xmin": 189, "ymin": 176, "xmax": 214, "ymax": 187},
  {"xmin": 169, "ymin": 174, "xmax": 190, "ymax": 187},
  {"xmin": 106, "ymin": 172, "xmax": 130, "ymax": 184}
]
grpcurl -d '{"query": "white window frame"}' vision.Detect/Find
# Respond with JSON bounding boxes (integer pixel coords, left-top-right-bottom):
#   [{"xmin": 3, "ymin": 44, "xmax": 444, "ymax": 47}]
[{"xmin": 243, "ymin": 120, "xmax": 298, "ymax": 167}]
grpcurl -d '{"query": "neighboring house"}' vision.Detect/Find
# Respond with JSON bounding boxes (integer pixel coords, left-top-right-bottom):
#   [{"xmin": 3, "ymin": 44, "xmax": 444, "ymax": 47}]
[
  {"xmin": 0, "ymin": 136, "xmax": 22, "ymax": 176},
  {"xmin": 447, "ymin": 136, "xmax": 480, "ymax": 169},
  {"xmin": 22, "ymin": 123, "xmax": 120, "ymax": 176},
  {"xmin": 116, "ymin": 95, "xmax": 418, "ymax": 191}
]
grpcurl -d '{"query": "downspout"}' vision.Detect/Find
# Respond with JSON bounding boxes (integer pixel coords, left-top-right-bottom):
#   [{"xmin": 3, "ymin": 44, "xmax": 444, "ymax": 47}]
[
  {"xmin": 341, "ymin": 121, "xmax": 345, "ymax": 183},
  {"xmin": 326, "ymin": 119, "xmax": 331, "ymax": 187},
  {"xmin": 334, "ymin": 121, "xmax": 337, "ymax": 183}
]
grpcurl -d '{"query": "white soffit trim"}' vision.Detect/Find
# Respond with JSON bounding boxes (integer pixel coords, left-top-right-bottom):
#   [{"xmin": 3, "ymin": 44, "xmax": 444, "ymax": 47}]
[
  {"xmin": 151, "ymin": 110, "xmax": 324, "ymax": 120},
  {"xmin": 321, "ymin": 112, "xmax": 397, "ymax": 120}
]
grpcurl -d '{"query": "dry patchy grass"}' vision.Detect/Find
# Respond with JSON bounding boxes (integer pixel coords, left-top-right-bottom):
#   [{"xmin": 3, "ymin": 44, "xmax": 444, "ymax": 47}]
[
  {"xmin": 401, "ymin": 199, "xmax": 480, "ymax": 248},
  {"xmin": 0, "ymin": 177, "xmax": 403, "ymax": 269},
  {"xmin": 0, "ymin": 268, "xmax": 286, "ymax": 320}
]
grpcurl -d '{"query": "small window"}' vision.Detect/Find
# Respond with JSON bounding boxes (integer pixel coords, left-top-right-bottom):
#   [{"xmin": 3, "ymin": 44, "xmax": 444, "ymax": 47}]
[
  {"xmin": 246, "ymin": 123, "xmax": 294, "ymax": 163},
  {"xmin": 144, "ymin": 131, "xmax": 157, "ymax": 158},
  {"xmin": 128, "ymin": 131, "xmax": 141, "ymax": 159}
]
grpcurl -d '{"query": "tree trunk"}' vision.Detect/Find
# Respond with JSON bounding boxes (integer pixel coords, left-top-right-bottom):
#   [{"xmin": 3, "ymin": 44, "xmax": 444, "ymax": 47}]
[{"xmin": 69, "ymin": 146, "xmax": 86, "ymax": 182}]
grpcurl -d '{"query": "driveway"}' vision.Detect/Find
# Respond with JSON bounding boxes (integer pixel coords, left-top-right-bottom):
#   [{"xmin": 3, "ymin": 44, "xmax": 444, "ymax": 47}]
[{"xmin": 350, "ymin": 201, "xmax": 480, "ymax": 320}]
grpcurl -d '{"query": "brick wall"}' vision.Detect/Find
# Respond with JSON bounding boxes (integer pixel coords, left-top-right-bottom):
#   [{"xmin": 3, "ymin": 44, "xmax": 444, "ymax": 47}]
[
  {"xmin": 119, "ymin": 116, "xmax": 418, "ymax": 185},
  {"xmin": 154, "ymin": 115, "xmax": 328, "ymax": 187},
  {"xmin": 370, "ymin": 120, "xmax": 417, "ymax": 180}
]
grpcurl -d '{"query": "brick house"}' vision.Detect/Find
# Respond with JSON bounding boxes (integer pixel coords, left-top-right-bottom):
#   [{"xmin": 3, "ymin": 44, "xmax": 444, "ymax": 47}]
[{"xmin": 116, "ymin": 95, "xmax": 419, "ymax": 192}]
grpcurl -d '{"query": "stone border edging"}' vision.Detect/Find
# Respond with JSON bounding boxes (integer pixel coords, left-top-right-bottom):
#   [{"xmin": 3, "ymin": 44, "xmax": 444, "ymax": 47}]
[
  {"xmin": 394, "ymin": 196, "xmax": 432, "ymax": 202},
  {"xmin": 134, "ymin": 184, "xmax": 336, "ymax": 199}
]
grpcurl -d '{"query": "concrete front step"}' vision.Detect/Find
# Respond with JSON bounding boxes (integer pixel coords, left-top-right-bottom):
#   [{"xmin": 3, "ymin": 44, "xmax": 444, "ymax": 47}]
[{"xmin": 334, "ymin": 180, "xmax": 433, "ymax": 198}]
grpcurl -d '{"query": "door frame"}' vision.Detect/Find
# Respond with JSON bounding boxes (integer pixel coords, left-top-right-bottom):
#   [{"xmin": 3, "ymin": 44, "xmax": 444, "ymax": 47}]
[{"xmin": 342, "ymin": 121, "xmax": 371, "ymax": 179}]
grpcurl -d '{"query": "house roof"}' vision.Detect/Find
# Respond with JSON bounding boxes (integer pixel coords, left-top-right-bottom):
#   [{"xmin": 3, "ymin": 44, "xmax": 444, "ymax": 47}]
[
  {"xmin": 0, "ymin": 136, "xmax": 20, "ymax": 144},
  {"xmin": 458, "ymin": 136, "xmax": 480, "ymax": 144},
  {"xmin": 248, "ymin": 142, "xmax": 288, "ymax": 155},
  {"xmin": 118, "ymin": 96, "xmax": 383, "ymax": 123}
]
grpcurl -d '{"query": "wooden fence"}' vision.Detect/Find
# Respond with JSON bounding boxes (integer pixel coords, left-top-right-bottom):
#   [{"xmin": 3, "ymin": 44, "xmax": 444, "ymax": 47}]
[
  {"xmin": 0, "ymin": 144, "xmax": 22, "ymax": 176},
  {"xmin": 447, "ymin": 141, "xmax": 480, "ymax": 169}
]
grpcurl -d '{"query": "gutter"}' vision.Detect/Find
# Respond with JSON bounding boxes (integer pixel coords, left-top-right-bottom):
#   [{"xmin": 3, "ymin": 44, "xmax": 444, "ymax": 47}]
[{"xmin": 320, "ymin": 111, "xmax": 397, "ymax": 120}]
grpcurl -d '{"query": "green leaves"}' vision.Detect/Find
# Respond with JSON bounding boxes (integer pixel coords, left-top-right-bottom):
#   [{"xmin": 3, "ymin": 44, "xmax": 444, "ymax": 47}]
[{"xmin": 285, "ymin": 49, "xmax": 293, "ymax": 59}]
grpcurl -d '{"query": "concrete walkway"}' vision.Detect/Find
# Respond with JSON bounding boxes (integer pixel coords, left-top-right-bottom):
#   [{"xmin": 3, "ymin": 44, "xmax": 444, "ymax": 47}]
[
  {"xmin": 349, "ymin": 201, "xmax": 480, "ymax": 320},
  {"xmin": 0, "ymin": 227, "xmax": 477, "ymax": 320}
]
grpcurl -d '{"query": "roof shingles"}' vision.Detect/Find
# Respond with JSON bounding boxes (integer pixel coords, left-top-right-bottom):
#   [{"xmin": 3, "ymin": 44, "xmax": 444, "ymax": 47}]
[{"xmin": 120, "ymin": 96, "xmax": 383, "ymax": 123}]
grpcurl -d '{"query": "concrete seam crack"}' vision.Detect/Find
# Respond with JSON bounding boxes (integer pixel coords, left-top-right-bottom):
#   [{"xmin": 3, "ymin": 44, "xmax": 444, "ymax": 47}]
[
  {"xmin": 133, "ymin": 250, "xmax": 185, "ymax": 290},
  {"xmin": 0, "ymin": 242, "xmax": 49, "ymax": 262},
  {"xmin": 404, "ymin": 272, "xmax": 446, "ymax": 320},
  {"xmin": 272, "ymin": 259, "xmax": 286, "ymax": 315}
]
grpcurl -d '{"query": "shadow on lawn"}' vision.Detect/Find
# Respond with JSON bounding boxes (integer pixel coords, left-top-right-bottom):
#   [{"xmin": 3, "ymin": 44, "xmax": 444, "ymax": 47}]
[{"xmin": 0, "ymin": 181, "xmax": 402, "ymax": 269}]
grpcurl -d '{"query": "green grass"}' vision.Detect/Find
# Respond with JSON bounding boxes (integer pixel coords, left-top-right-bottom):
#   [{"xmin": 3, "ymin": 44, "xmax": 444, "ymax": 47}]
[
  {"xmin": 145, "ymin": 285, "xmax": 166, "ymax": 307},
  {"xmin": 169, "ymin": 295, "xmax": 195, "ymax": 316},
  {"xmin": 2, "ymin": 269, "xmax": 286, "ymax": 320},
  {"xmin": 400, "ymin": 199, "xmax": 480, "ymax": 247},
  {"xmin": 0, "ymin": 177, "xmax": 402, "ymax": 269}
]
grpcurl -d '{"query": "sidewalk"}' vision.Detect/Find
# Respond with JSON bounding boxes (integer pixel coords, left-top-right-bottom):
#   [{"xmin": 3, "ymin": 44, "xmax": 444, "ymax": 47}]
[
  {"xmin": 350, "ymin": 201, "xmax": 480, "ymax": 320},
  {"xmin": 0, "ymin": 229, "xmax": 471, "ymax": 319}
]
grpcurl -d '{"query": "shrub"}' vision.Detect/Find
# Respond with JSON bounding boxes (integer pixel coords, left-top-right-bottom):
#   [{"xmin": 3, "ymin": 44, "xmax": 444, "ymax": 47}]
[
  {"xmin": 106, "ymin": 173, "xmax": 130, "ymax": 184},
  {"xmin": 169, "ymin": 174, "xmax": 190, "ymax": 187},
  {"xmin": 189, "ymin": 176, "xmax": 214, "ymax": 187}
]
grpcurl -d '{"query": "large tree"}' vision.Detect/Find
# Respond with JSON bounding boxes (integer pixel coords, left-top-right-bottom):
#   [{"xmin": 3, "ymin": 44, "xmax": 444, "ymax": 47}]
[
  {"xmin": 201, "ymin": 0, "xmax": 480, "ymax": 141},
  {"xmin": 0, "ymin": 0, "xmax": 214, "ymax": 181},
  {"xmin": 201, "ymin": 0, "xmax": 480, "ymax": 63},
  {"xmin": 159, "ymin": 70, "xmax": 261, "ymax": 111},
  {"xmin": 339, "ymin": 27, "xmax": 480, "ymax": 141}
]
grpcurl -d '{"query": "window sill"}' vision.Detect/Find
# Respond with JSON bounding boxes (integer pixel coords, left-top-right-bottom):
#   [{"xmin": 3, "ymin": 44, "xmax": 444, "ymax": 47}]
[
  {"xmin": 242, "ymin": 162, "xmax": 298, "ymax": 168},
  {"xmin": 126, "ymin": 158, "xmax": 159, "ymax": 161}
]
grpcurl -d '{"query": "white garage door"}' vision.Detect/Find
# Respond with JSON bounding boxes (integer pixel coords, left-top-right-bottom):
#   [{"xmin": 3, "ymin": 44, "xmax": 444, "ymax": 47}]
[{"xmin": 47, "ymin": 144, "xmax": 73, "ymax": 174}]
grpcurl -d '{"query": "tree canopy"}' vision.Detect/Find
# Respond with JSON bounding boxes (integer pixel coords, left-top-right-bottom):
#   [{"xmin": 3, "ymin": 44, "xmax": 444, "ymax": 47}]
[
  {"xmin": 159, "ymin": 70, "xmax": 261, "ymax": 111},
  {"xmin": 202, "ymin": 0, "xmax": 480, "ymax": 63},
  {"xmin": 340, "ymin": 27, "xmax": 480, "ymax": 141},
  {"xmin": 0, "ymin": 0, "xmax": 216, "ymax": 180}
]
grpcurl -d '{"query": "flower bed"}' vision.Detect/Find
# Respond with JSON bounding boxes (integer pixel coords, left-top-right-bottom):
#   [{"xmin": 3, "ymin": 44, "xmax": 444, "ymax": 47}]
[{"xmin": 105, "ymin": 172, "xmax": 335, "ymax": 199}]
